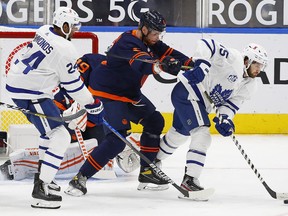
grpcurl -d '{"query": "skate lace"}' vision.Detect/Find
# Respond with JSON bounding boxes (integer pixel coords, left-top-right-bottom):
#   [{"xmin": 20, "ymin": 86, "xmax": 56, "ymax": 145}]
[
  {"xmin": 76, "ymin": 175, "xmax": 87, "ymax": 187},
  {"xmin": 42, "ymin": 183, "xmax": 50, "ymax": 196},
  {"xmin": 152, "ymin": 168, "xmax": 169, "ymax": 182},
  {"xmin": 192, "ymin": 178, "xmax": 201, "ymax": 187}
]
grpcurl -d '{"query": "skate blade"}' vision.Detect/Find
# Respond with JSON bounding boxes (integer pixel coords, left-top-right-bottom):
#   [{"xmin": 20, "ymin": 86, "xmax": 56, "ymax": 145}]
[
  {"xmin": 178, "ymin": 188, "xmax": 215, "ymax": 201},
  {"xmin": 64, "ymin": 186, "xmax": 85, "ymax": 197},
  {"xmin": 31, "ymin": 198, "xmax": 61, "ymax": 209},
  {"xmin": 137, "ymin": 182, "xmax": 169, "ymax": 191},
  {"xmin": 91, "ymin": 170, "xmax": 117, "ymax": 179}
]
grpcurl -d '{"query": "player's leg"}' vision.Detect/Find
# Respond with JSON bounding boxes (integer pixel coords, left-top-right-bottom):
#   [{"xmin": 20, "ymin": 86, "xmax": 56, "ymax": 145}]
[
  {"xmin": 156, "ymin": 111, "xmax": 190, "ymax": 161},
  {"xmin": 129, "ymin": 95, "xmax": 168, "ymax": 190},
  {"xmin": 169, "ymin": 83, "xmax": 212, "ymax": 192},
  {"xmin": 65, "ymin": 100, "xmax": 129, "ymax": 196},
  {"xmin": 13, "ymin": 98, "xmax": 70, "ymax": 208}
]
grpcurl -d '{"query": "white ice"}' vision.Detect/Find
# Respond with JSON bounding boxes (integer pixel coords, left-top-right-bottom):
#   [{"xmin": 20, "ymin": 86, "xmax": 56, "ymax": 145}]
[{"xmin": 0, "ymin": 134, "xmax": 288, "ymax": 216}]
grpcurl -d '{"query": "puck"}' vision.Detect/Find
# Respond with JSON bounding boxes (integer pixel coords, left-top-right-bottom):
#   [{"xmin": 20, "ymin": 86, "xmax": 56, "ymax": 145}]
[{"xmin": 284, "ymin": 200, "xmax": 288, "ymax": 204}]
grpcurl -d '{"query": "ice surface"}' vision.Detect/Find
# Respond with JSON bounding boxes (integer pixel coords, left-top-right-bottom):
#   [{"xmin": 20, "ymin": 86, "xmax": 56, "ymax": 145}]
[{"xmin": 0, "ymin": 134, "xmax": 288, "ymax": 216}]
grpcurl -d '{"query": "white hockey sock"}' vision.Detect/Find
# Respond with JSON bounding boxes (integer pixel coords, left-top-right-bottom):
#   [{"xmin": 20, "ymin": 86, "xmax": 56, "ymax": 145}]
[
  {"xmin": 186, "ymin": 126, "xmax": 211, "ymax": 178},
  {"xmin": 38, "ymin": 135, "xmax": 50, "ymax": 161},
  {"xmin": 40, "ymin": 125, "xmax": 70, "ymax": 183},
  {"xmin": 157, "ymin": 127, "xmax": 189, "ymax": 160}
]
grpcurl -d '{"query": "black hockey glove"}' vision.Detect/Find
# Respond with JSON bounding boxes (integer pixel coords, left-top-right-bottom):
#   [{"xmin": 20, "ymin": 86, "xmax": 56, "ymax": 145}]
[{"xmin": 160, "ymin": 56, "xmax": 182, "ymax": 76}]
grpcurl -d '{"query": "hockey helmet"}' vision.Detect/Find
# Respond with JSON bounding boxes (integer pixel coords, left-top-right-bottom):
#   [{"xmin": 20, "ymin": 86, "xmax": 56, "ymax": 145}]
[
  {"xmin": 242, "ymin": 43, "xmax": 268, "ymax": 70},
  {"xmin": 52, "ymin": 7, "xmax": 81, "ymax": 38},
  {"xmin": 139, "ymin": 10, "xmax": 166, "ymax": 32}
]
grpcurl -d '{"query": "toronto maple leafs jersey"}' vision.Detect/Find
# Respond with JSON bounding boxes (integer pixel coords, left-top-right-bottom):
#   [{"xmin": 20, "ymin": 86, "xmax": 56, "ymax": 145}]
[
  {"xmin": 178, "ymin": 38, "xmax": 257, "ymax": 119},
  {"xmin": 6, "ymin": 25, "xmax": 93, "ymax": 106}
]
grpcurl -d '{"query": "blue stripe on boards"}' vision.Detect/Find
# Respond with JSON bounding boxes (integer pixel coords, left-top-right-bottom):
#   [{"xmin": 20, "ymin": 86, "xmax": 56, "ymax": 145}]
[{"xmin": 6, "ymin": 25, "xmax": 288, "ymax": 34}]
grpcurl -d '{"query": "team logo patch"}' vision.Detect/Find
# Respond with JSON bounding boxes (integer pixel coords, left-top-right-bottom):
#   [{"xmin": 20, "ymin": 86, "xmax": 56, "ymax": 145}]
[
  {"xmin": 122, "ymin": 119, "xmax": 128, "ymax": 125},
  {"xmin": 227, "ymin": 75, "xmax": 238, "ymax": 83}
]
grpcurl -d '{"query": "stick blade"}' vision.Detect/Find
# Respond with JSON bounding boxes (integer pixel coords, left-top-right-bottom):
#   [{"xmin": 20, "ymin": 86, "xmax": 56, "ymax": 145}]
[
  {"xmin": 62, "ymin": 109, "xmax": 86, "ymax": 122},
  {"xmin": 276, "ymin": 192, "xmax": 288, "ymax": 200},
  {"xmin": 178, "ymin": 188, "xmax": 215, "ymax": 201}
]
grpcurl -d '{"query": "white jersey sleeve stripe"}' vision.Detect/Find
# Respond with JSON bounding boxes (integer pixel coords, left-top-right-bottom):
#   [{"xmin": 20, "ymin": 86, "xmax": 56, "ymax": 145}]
[
  {"xmin": 60, "ymin": 76, "xmax": 81, "ymax": 85},
  {"xmin": 222, "ymin": 104, "xmax": 236, "ymax": 114},
  {"xmin": 226, "ymin": 100, "xmax": 239, "ymax": 111},
  {"xmin": 6, "ymin": 84, "xmax": 44, "ymax": 96},
  {"xmin": 65, "ymin": 82, "xmax": 85, "ymax": 93}
]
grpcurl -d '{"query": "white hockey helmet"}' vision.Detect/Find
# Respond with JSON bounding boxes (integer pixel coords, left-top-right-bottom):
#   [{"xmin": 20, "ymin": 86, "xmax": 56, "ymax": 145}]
[
  {"xmin": 52, "ymin": 7, "xmax": 81, "ymax": 39},
  {"xmin": 242, "ymin": 43, "xmax": 268, "ymax": 71}
]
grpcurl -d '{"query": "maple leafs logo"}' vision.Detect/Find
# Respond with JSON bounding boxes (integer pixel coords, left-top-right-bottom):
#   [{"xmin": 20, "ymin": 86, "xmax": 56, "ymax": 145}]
[{"xmin": 210, "ymin": 84, "xmax": 233, "ymax": 107}]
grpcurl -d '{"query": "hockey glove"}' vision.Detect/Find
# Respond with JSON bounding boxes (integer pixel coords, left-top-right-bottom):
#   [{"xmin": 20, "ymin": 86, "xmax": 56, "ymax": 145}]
[
  {"xmin": 160, "ymin": 56, "xmax": 182, "ymax": 76},
  {"xmin": 84, "ymin": 99, "xmax": 105, "ymax": 125},
  {"xmin": 63, "ymin": 101, "xmax": 87, "ymax": 131},
  {"xmin": 183, "ymin": 59, "xmax": 211, "ymax": 84},
  {"xmin": 213, "ymin": 114, "xmax": 235, "ymax": 137},
  {"xmin": 183, "ymin": 57, "xmax": 194, "ymax": 70}
]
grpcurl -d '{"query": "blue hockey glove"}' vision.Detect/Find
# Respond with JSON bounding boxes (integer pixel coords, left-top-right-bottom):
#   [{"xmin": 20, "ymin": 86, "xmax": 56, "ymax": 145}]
[
  {"xmin": 213, "ymin": 114, "xmax": 235, "ymax": 137},
  {"xmin": 84, "ymin": 99, "xmax": 105, "ymax": 125},
  {"xmin": 160, "ymin": 56, "xmax": 182, "ymax": 75},
  {"xmin": 183, "ymin": 59, "xmax": 211, "ymax": 84}
]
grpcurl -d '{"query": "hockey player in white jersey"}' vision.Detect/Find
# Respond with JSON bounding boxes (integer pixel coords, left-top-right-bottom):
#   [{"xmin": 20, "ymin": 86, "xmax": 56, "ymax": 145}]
[
  {"xmin": 156, "ymin": 39, "xmax": 268, "ymax": 200},
  {"xmin": 5, "ymin": 7, "xmax": 104, "ymax": 209}
]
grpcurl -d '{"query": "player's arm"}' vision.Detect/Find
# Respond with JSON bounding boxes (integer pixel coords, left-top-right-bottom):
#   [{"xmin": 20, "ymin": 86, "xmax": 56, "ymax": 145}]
[
  {"xmin": 152, "ymin": 40, "xmax": 192, "ymax": 66},
  {"xmin": 58, "ymin": 50, "xmax": 105, "ymax": 127},
  {"xmin": 126, "ymin": 46, "xmax": 181, "ymax": 76},
  {"xmin": 77, "ymin": 53, "xmax": 107, "ymax": 86},
  {"xmin": 219, "ymin": 78, "xmax": 257, "ymax": 120},
  {"xmin": 57, "ymin": 49, "xmax": 94, "ymax": 106}
]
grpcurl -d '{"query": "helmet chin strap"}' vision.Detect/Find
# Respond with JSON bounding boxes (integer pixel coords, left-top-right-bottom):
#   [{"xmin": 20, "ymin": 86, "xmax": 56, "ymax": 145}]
[
  {"xmin": 140, "ymin": 27, "xmax": 152, "ymax": 44},
  {"xmin": 60, "ymin": 24, "xmax": 72, "ymax": 40}
]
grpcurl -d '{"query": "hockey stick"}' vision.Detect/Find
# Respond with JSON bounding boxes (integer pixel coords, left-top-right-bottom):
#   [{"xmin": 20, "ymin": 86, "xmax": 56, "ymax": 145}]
[
  {"xmin": 105, "ymin": 51, "xmax": 192, "ymax": 70},
  {"xmin": 198, "ymin": 83, "xmax": 288, "ymax": 200},
  {"xmin": 74, "ymin": 128, "xmax": 89, "ymax": 159},
  {"xmin": 103, "ymin": 119, "xmax": 214, "ymax": 199},
  {"xmin": 105, "ymin": 52, "xmax": 191, "ymax": 84},
  {"xmin": 0, "ymin": 101, "xmax": 86, "ymax": 122}
]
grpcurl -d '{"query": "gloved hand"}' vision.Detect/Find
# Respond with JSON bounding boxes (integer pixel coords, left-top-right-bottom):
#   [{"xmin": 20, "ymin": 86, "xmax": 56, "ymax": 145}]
[
  {"xmin": 160, "ymin": 56, "xmax": 182, "ymax": 75},
  {"xmin": 52, "ymin": 86, "xmax": 73, "ymax": 111},
  {"xmin": 84, "ymin": 99, "xmax": 105, "ymax": 125},
  {"xmin": 213, "ymin": 114, "xmax": 235, "ymax": 137},
  {"xmin": 183, "ymin": 57, "xmax": 194, "ymax": 70},
  {"xmin": 63, "ymin": 101, "xmax": 87, "ymax": 131},
  {"xmin": 183, "ymin": 59, "xmax": 211, "ymax": 84}
]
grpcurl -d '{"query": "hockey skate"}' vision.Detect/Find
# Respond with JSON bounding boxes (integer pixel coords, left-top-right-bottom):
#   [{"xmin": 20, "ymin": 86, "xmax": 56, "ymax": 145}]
[
  {"xmin": 34, "ymin": 173, "xmax": 61, "ymax": 194},
  {"xmin": 0, "ymin": 160, "xmax": 13, "ymax": 180},
  {"xmin": 137, "ymin": 165, "xmax": 169, "ymax": 191},
  {"xmin": 31, "ymin": 178, "xmax": 62, "ymax": 209},
  {"xmin": 178, "ymin": 174, "xmax": 215, "ymax": 201},
  {"xmin": 64, "ymin": 172, "xmax": 87, "ymax": 196}
]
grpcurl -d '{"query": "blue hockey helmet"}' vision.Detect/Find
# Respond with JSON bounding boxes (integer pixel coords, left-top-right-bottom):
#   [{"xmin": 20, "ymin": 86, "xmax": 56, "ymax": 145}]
[{"xmin": 139, "ymin": 10, "xmax": 166, "ymax": 32}]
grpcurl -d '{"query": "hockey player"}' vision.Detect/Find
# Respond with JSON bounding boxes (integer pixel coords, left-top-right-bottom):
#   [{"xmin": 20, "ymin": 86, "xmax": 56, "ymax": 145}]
[
  {"xmin": 156, "ymin": 39, "xmax": 268, "ymax": 200},
  {"xmin": 53, "ymin": 53, "xmax": 140, "ymax": 173},
  {"xmin": 5, "ymin": 7, "xmax": 104, "ymax": 209},
  {"xmin": 65, "ymin": 10, "xmax": 193, "ymax": 196}
]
